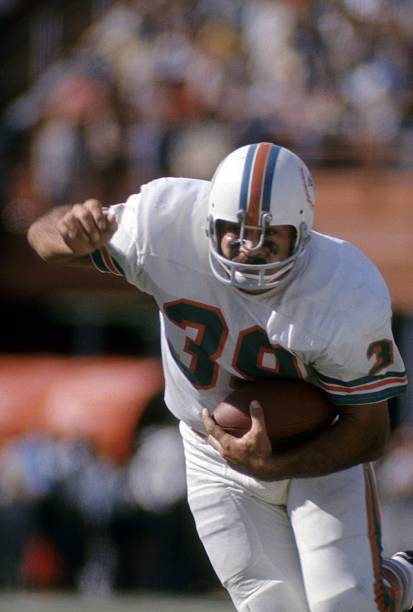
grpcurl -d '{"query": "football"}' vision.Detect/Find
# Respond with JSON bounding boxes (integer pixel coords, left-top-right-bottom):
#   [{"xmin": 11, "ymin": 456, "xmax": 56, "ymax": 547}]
[{"xmin": 213, "ymin": 378, "xmax": 337, "ymax": 447}]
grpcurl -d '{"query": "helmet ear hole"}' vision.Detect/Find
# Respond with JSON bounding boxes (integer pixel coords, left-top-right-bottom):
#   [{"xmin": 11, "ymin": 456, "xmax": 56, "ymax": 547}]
[{"xmin": 207, "ymin": 215, "xmax": 216, "ymax": 243}]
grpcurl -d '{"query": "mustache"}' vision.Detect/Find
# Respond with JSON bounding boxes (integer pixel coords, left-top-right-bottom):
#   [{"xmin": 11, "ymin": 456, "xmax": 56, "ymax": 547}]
[
  {"xmin": 234, "ymin": 256, "xmax": 268, "ymax": 265},
  {"xmin": 228, "ymin": 240, "xmax": 279, "ymax": 261}
]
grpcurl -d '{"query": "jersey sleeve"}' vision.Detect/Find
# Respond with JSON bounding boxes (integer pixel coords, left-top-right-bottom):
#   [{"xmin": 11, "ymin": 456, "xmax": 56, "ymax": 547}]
[
  {"xmin": 90, "ymin": 194, "xmax": 142, "ymax": 285},
  {"xmin": 313, "ymin": 318, "xmax": 408, "ymax": 406},
  {"xmin": 89, "ymin": 177, "xmax": 209, "ymax": 294}
]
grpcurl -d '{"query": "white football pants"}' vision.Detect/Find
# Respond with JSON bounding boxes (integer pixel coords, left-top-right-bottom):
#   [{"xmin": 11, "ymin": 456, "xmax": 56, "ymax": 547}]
[{"xmin": 180, "ymin": 422, "xmax": 399, "ymax": 612}]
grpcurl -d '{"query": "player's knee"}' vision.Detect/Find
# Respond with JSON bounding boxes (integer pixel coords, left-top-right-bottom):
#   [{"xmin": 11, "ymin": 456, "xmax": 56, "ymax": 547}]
[{"xmin": 309, "ymin": 584, "xmax": 379, "ymax": 612}]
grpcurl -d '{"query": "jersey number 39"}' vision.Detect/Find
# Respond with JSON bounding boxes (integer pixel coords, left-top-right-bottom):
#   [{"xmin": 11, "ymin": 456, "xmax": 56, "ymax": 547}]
[{"xmin": 164, "ymin": 299, "xmax": 302, "ymax": 389}]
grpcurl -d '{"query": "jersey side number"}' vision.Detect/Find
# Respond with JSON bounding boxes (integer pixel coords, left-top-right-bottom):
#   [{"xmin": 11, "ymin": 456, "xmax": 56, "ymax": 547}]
[
  {"xmin": 164, "ymin": 300, "xmax": 301, "ymax": 389},
  {"xmin": 367, "ymin": 339, "xmax": 394, "ymax": 375}
]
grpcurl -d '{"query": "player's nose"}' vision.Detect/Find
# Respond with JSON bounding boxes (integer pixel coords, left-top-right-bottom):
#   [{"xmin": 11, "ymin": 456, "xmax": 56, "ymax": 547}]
[{"xmin": 241, "ymin": 229, "xmax": 262, "ymax": 252}]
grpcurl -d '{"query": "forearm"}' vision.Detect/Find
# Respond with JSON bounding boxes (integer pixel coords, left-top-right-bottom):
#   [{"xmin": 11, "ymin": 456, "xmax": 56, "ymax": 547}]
[
  {"xmin": 27, "ymin": 199, "xmax": 117, "ymax": 265},
  {"xmin": 27, "ymin": 206, "xmax": 74, "ymax": 262},
  {"xmin": 255, "ymin": 414, "xmax": 388, "ymax": 481}
]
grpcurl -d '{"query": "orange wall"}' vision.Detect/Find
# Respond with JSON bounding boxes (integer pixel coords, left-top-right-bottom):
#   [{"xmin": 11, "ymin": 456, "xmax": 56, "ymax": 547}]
[{"xmin": 313, "ymin": 170, "xmax": 413, "ymax": 313}]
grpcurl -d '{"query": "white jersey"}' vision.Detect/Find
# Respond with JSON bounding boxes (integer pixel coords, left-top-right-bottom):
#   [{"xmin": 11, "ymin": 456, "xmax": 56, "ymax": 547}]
[{"xmin": 91, "ymin": 177, "xmax": 407, "ymax": 431}]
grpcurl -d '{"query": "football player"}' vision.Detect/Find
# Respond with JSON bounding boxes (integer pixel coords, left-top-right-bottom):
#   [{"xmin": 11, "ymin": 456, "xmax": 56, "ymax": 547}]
[{"xmin": 28, "ymin": 142, "xmax": 412, "ymax": 611}]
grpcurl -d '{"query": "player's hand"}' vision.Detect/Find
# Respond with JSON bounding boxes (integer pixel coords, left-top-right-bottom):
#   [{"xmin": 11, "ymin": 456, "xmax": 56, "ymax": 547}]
[
  {"xmin": 57, "ymin": 199, "xmax": 118, "ymax": 256},
  {"xmin": 202, "ymin": 401, "xmax": 274, "ymax": 479}
]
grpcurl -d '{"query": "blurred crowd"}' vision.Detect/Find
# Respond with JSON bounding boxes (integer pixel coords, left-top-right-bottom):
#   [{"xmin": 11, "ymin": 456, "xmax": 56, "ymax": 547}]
[
  {"xmin": 0, "ymin": 390, "xmax": 215, "ymax": 592},
  {"xmin": 2, "ymin": 0, "xmax": 413, "ymax": 234}
]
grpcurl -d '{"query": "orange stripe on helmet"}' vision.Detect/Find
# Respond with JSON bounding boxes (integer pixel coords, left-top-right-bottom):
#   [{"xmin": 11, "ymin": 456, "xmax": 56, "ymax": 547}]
[{"xmin": 246, "ymin": 142, "xmax": 272, "ymax": 226}]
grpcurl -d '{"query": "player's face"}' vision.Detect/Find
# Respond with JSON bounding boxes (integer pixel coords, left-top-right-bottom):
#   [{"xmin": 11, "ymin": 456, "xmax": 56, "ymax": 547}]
[{"xmin": 218, "ymin": 222, "xmax": 295, "ymax": 265}]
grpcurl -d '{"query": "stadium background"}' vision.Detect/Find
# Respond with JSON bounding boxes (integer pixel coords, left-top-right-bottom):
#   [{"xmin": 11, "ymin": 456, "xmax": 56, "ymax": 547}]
[{"xmin": 0, "ymin": 0, "xmax": 413, "ymax": 610}]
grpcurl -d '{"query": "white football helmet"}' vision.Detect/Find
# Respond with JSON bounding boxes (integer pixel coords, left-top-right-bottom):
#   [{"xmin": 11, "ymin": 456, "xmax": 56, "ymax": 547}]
[{"xmin": 207, "ymin": 142, "xmax": 315, "ymax": 291}]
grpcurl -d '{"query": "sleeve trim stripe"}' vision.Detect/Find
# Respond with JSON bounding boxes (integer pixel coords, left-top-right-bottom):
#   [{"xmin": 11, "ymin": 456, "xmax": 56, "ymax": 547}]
[
  {"xmin": 318, "ymin": 370, "xmax": 407, "ymax": 389},
  {"xmin": 100, "ymin": 247, "xmax": 124, "ymax": 276},
  {"xmin": 112, "ymin": 257, "xmax": 124, "ymax": 275},
  {"xmin": 319, "ymin": 374, "xmax": 408, "ymax": 395},
  {"xmin": 326, "ymin": 385, "xmax": 408, "ymax": 406},
  {"xmin": 90, "ymin": 249, "xmax": 110, "ymax": 273}
]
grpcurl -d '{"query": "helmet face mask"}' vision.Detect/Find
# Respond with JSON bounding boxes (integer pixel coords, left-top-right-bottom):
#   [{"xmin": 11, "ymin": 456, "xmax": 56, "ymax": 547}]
[{"xmin": 207, "ymin": 143, "xmax": 315, "ymax": 291}]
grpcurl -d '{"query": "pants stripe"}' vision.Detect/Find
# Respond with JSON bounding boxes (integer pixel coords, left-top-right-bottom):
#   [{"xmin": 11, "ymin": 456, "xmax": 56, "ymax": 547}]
[
  {"xmin": 383, "ymin": 560, "xmax": 404, "ymax": 611},
  {"xmin": 363, "ymin": 463, "xmax": 395, "ymax": 611}
]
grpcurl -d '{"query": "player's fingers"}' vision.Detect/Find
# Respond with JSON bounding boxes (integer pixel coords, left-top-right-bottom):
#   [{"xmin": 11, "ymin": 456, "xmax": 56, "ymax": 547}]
[
  {"xmin": 202, "ymin": 409, "xmax": 231, "ymax": 444},
  {"xmin": 71, "ymin": 203, "xmax": 102, "ymax": 242},
  {"xmin": 58, "ymin": 213, "xmax": 90, "ymax": 244},
  {"xmin": 202, "ymin": 408, "xmax": 221, "ymax": 435},
  {"xmin": 249, "ymin": 400, "xmax": 266, "ymax": 434},
  {"xmin": 248, "ymin": 401, "xmax": 272, "ymax": 456},
  {"xmin": 83, "ymin": 200, "xmax": 118, "ymax": 240},
  {"xmin": 207, "ymin": 434, "xmax": 225, "ymax": 455},
  {"xmin": 83, "ymin": 199, "xmax": 108, "ymax": 232},
  {"xmin": 249, "ymin": 400, "xmax": 271, "ymax": 446},
  {"xmin": 202, "ymin": 410, "xmax": 224, "ymax": 451}
]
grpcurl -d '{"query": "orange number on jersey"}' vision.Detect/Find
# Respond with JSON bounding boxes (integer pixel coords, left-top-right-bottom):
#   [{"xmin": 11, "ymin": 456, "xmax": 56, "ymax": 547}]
[
  {"xmin": 232, "ymin": 325, "xmax": 303, "ymax": 380},
  {"xmin": 367, "ymin": 339, "xmax": 394, "ymax": 376},
  {"xmin": 164, "ymin": 302, "xmax": 301, "ymax": 389},
  {"xmin": 164, "ymin": 299, "xmax": 228, "ymax": 389}
]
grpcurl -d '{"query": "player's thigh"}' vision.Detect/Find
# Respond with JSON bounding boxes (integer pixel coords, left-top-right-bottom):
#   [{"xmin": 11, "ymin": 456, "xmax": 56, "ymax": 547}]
[
  {"xmin": 288, "ymin": 463, "xmax": 385, "ymax": 612},
  {"xmin": 183, "ymin": 436, "xmax": 309, "ymax": 611}
]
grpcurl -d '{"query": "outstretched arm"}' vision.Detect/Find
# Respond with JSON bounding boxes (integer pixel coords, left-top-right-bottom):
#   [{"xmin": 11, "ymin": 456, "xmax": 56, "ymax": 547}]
[{"xmin": 27, "ymin": 199, "xmax": 118, "ymax": 266}]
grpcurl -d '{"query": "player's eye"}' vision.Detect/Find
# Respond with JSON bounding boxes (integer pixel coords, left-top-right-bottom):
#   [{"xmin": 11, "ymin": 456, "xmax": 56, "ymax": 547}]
[{"xmin": 223, "ymin": 223, "xmax": 239, "ymax": 235}]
